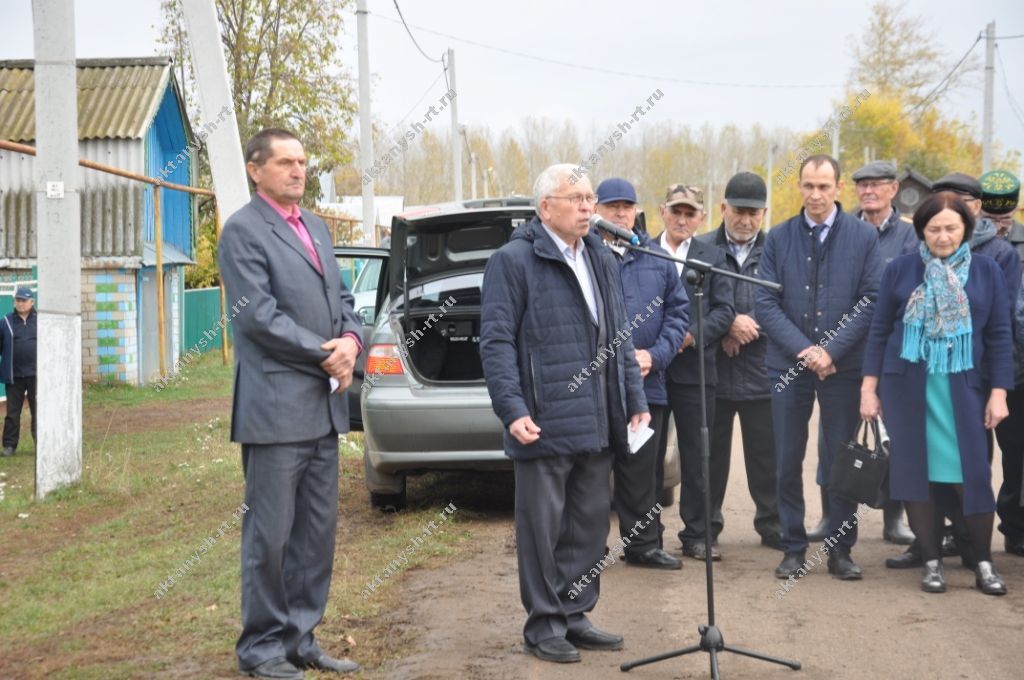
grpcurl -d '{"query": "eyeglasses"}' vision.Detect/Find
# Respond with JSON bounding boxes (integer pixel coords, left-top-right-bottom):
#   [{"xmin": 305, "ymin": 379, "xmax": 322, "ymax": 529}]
[
  {"xmin": 855, "ymin": 180, "xmax": 894, "ymax": 190},
  {"xmin": 547, "ymin": 194, "xmax": 598, "ymax": 206}
]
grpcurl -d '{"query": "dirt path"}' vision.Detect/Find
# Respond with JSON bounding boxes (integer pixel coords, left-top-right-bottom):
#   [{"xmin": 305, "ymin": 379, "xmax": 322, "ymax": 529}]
[{"xmin": 376, "ymin": 413, "xmax": 1024, "ymax": 680}]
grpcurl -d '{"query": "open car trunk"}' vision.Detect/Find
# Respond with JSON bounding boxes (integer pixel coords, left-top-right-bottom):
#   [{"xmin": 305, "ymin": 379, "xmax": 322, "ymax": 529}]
[{"xmin": 397, "ymin": 308, "xmax": 483, "ymax": 382}]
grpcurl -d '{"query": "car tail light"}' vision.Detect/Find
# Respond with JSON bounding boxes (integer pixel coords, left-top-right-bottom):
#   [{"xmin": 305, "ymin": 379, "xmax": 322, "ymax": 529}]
[{"xmin": 366, "ymin": 344, "xmax": 405, "ymax": 375}]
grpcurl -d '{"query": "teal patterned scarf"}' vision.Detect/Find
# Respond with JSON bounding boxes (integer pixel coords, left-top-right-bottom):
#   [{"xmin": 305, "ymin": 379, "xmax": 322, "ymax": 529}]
[{"xmin": 900, "ymin": 241, "xmax": 973, "ymax": 374}]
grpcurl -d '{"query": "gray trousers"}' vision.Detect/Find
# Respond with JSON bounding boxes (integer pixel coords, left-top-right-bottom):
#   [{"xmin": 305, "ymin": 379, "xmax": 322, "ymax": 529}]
[
  {"xmin": 514, "ymin": 449, "xmax": 612, "ymax": 645},
  {"xmin": 237, "ymin": 434, "xmax": 339, "ymax": 670}
]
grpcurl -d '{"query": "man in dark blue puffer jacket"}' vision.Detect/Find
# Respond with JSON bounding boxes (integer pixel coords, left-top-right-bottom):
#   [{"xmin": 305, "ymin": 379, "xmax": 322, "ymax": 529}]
[
  {"xmin": 755, "ymin": 154, "xmax": 881, "ymax": 582},
  {"xmin": 481, "ymin": 164, "xmax": 649, "ymax": 665},
  {"xmin": 595, "ymin": 177, "xmax": 689, "ymax": 572}
]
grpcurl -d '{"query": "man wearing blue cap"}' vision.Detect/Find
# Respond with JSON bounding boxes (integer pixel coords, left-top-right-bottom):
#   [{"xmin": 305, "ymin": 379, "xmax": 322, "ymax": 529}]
[
  {"xmin": 1, "ymin": 287, "xmax": 38, "ymax": 457},
  {"xmin": 595, "ymin": 177, "xmax": 689, "ymax": 570}
]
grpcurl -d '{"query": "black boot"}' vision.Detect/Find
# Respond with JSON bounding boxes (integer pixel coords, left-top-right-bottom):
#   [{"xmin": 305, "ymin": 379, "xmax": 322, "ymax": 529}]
[
  {"xmin": 883, "ymin": 500, "xmax": 915, "ymax": 545},
  {"xmin": 806, "ymin": 486, "xmax": 830, "ymax": 542}
]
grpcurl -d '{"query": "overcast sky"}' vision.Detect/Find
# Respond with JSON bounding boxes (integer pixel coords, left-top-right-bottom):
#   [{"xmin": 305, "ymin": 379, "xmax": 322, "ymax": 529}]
[{"xmin": 3, "ymin": 0, "xmax": 1023, "ymax": 173}]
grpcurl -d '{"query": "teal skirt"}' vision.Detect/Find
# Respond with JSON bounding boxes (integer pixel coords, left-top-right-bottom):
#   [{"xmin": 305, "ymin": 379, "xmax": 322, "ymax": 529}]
[{"xmin": 926, "ymin": 373, "xmax": 963, "ymax": 483}]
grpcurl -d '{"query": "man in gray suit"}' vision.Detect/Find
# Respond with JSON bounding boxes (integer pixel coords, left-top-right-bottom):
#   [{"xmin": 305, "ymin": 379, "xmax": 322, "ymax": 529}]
[{"xmin": 219, "ymin": 128, "xmax": 362, "ymax": 679}]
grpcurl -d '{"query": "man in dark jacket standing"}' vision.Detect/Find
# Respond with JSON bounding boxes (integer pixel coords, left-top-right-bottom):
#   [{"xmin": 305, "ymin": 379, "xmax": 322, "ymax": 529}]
[
  {"xmin": 481, "ymin": 164, "xmax": 649, "ymax": 664},
  {"xmin": 658, "ymin": 184, "xmax": 736, "ymax": 561},
  {"xmin": 1, "ymin": 287, "xmax": 37, "ymax": 457},
  {"xmin": 595, "ymin": 177, "xmax": 689, "ymax": 571},
  {"xmin": 756, "ymin": 155, "xmax": 881, "ymax": 581},
  {"xmin": 980, "ymin": 170, "xmax": 1024, "ymax": 558},
  {"xmin": 697, "ymin": 172, "xmax": 783, "ymax": 550}
]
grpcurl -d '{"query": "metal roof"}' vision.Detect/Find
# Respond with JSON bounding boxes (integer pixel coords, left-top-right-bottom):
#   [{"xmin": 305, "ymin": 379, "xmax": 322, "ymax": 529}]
[{"xmin": 0, "ymin": 57, "xmax": 174, "ymax": 143}]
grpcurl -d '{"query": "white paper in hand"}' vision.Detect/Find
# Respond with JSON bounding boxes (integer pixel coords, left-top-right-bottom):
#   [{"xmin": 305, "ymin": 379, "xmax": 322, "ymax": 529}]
[
  {"xmin": 329, "ymin": 377, "xmax": 340, "ymax": 393},
  {"xmin": 627, "ymin": 422, "xmax": 655, "ymax": 454}
]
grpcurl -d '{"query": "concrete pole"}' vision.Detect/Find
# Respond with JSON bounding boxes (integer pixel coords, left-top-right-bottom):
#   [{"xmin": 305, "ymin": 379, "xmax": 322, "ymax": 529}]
[
  {"xmin": 32, "ymin": 0, "xmax": 82, "ymax": 499},
  {"xmin": 982, "ymin": 20, "xmax": 995, "ymax": 173},
  {"xmin": 356, "ymin": 0, "xmax": 375, "ymax": 243},
  {"xmin": 470, "ymin": 152, "xmax": 478, "ymax": 199},
  {"xmin": 449, "ymin": 48, "xmax": 462, "ymax": 202},
  {"xmin": 180, "ymin": 0, "xmax": 250, "ymax": 219}
]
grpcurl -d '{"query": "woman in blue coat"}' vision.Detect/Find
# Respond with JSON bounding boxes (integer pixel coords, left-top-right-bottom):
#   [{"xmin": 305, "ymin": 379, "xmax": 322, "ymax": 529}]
[{"xmin": 861, "ymin": 192, "xmax": 1013, "ymax": 595}]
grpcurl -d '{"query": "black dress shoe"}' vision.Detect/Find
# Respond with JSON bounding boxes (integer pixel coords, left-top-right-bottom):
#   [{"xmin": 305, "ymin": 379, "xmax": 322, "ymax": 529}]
[
  {"xmin": 827, "ymin": 547, "xmax": 863, "ymax": 580},
  {"xmin": 883, "ymin": 515, "xmax": 915, "ymax": 545},
  {"xmin": 566, "ymin": 626, "xmax": 624, "ymax": 651},
  {"xmin": 297, "ymin": 653, "xmax": 360, "ymax": 674},
  {"xmin": 975, "ymin": 561, "xmax": 1008, "ymax": 596},
  {"xmin": 625, "ymin": 547, "xmax": 682, "ymax": 570},
  {"xmin": 760, "ymin": 533, "xmax": 785, "ymax": 551},
  {"xmin": 1004, "ymin": 538, "xmax": 1024, "ymax": 557},
  {"xmin": 885, "ymin": 545, "xmax": 922, "ymax": 569},
  {"xmin": 920, "ymin": 559, "xmax": 946, "ymax": 593},
  {"xmin": 774, "ymin": 551, "xmax": 805, "ymax": 579},
  {"xmin": 243, "ymin": 658, "xmax": 304, "ymax": 680},
  {"xmin": 682, "ymin": 542, "xmax": 721, "ymax": 561},
  {"xmin": 806, "ymin": 487, "xmax": 830, "ymax": 541},
  {"xmin": 525, "ymin": 637, "xmax": 581, "ymax": 663}
]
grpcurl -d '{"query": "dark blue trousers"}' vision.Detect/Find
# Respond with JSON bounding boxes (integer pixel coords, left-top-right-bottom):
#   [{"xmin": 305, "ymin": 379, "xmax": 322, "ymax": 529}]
[{"xmin": 771, "ymin": 370, "xmax": 862, "ymax": 553}]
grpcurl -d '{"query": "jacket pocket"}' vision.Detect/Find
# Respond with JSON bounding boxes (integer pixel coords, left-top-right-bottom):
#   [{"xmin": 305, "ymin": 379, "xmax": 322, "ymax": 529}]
[{"xmin": 528, "ymin": 353, "xmax": 543, "ymax": 415}]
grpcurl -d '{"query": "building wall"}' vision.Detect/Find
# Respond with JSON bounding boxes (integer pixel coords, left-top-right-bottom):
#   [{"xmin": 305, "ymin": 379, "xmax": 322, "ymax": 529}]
[{"xmin": 84, "ymin": 269, "xmax": 138, "ymax": 383}]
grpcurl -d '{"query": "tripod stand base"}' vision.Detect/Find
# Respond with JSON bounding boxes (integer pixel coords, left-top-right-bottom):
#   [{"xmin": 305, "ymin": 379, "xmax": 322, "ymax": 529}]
[{"xmin": 620, "ymin": 624, "xmax": 801, "ymax": 678}]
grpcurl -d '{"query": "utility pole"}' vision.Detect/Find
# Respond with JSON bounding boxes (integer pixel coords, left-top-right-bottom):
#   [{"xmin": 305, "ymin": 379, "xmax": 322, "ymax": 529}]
[
  {"xmin": 33, "ymin": 0, "xmax": 82, "ymax": 499},
  {"xmin": 982, "ymin": 20, "xmax": 995, "ymax": 173},
  {"xmin": 448, "ymin": 48, "xmax": 462, "ymax": 202},
  {"xmin": 356, "ymin": 0, "xmax": 375, "ymax": 243}
]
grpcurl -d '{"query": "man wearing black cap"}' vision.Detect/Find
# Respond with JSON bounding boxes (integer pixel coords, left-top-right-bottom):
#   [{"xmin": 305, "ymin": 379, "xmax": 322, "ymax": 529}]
[
  {"xmin": 1, "ymin": 287, "xmax": 38, "ymax": 457},
  {"xmin": 658, "ymin": 184, "xmax": 736, "ymax": 561},
  {"xmin": 981, "ymin": 170, "xmax": 1024, "ymax": 558},
  {"xmin": 697, "ymin": 172, "xmax": 783, "ymax": 550},
  {"xmin": 595, "ymin": 177, "xmax": 689, "ymax": 570}
]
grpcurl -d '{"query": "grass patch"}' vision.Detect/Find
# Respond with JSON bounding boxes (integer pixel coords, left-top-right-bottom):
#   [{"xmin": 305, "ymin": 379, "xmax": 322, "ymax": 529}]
[{"xmin": 0, "ymin": 350, "xmax": 487, "ymax": 678}]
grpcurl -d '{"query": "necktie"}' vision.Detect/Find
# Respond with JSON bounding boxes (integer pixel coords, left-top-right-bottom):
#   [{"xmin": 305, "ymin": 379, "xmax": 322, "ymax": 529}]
[
  {"xmin": 287, "ymin": 215, "xmax": 324, "ymax": 276},
  {"xmin": 811, "ymin": 224, "xmax": 823, "ymax": 256}
]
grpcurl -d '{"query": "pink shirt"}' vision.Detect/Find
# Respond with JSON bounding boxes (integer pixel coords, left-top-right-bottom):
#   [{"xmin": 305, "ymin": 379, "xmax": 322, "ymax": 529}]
[{"xmin": 257, "ymin": 192, "xmax": 362, "ymax": 354}]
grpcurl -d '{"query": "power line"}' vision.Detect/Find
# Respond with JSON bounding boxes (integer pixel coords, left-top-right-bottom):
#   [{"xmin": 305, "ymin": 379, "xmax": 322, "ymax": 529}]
[
  {"xmin": 371, "ymin": 12, "xmax": 841, "ymax": 90},
  {"xmin": 994, "ymin": 33, "xmax": 1024, "ymax": 40},
  {"xmin": 995, "ymin": 45, "xmax": 1024, "ymax": 132},
  {"xmin": 380, "ymin": 68, "xmax": 447, "ymax": 144},
  {"xmin": 391, "ymin": 0, "xmax": 443, "ymax": 64},
  {"xmin": 902, "ymin": 34, "xmax": 982, "ymax": 120}
]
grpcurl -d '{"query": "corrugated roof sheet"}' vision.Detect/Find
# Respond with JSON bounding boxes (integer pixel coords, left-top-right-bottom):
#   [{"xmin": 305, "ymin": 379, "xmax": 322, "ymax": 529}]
[{"xmin": 0, "ymin": 57, "xmax": 172, "ymax": 143}]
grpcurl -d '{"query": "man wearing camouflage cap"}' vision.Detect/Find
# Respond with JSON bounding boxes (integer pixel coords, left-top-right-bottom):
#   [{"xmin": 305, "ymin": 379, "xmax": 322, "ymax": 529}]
[{"xmin": 658, "ymin": 184, "xmax": 736, "ymax": 562}]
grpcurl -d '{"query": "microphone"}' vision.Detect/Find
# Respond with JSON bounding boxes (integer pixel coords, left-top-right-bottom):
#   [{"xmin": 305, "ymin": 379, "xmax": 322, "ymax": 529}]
[{"xmin": 588, "ymin": 215, "xmax": 640, "ymax": 245}]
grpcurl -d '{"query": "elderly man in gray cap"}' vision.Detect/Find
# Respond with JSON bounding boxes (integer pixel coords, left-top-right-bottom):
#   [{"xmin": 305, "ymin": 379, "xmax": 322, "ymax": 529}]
[{"xmin": 852, "ymin": 161, "xmax": 918, "ymax": 266}]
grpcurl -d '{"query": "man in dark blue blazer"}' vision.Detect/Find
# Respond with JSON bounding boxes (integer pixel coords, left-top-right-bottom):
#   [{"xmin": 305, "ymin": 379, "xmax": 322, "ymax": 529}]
[
  {"xmin": 756, "ymin": 155, "xmax": 882, "ymax": 580},
  {"xmin": 219, "ymin": 129, "xmax": 363, "ymax": 679}
]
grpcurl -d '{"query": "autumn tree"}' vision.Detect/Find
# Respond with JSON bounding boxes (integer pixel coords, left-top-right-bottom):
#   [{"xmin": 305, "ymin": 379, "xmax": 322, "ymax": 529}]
[{"xmin": 160, "ymin": 0, "xmax": 357, "ymax": 286}]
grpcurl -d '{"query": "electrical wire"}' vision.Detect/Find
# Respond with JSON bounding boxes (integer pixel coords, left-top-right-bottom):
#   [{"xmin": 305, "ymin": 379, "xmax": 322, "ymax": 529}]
[
  {"xmin": 392, "ymin": 0, "xmax": 443, "ymax": 64},
  {"xmin": 995, "ymin": 44, "xmax": 1024, "ymax": 132},
  {"xmin": 371, "ymin": 12, "xmax": 841, "ymax": 89},
  {"xmin": 902, "ymin": 34, "xmax": 982, "ymax": 119}
]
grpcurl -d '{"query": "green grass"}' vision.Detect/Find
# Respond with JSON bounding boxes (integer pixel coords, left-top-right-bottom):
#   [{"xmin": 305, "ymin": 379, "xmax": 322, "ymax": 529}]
[{"xmin": 0, "ymin": 351, "xmax": 478, "ymax": 678}]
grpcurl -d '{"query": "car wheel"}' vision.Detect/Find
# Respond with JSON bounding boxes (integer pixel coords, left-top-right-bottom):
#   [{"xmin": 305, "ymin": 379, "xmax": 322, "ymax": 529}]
[{"xmin": 370, "ymin": 487, "xmax": 407, "ymax": 512}]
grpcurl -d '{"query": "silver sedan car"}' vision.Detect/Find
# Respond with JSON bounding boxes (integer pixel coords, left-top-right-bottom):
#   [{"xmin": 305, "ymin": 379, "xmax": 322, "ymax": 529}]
[{"xmin": 337, "ymin": 198, "xmax": 679, "ymax": 510}]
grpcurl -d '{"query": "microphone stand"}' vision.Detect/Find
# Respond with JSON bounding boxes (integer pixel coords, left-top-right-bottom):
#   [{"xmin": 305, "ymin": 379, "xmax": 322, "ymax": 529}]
[{"xmin": 607, "ymin": 234, "xmax": 799, "ymax": 679}]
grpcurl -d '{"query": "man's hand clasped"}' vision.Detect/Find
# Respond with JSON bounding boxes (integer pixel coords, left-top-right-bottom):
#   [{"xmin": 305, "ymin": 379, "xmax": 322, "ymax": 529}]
[{"xmin": 321, "ymin": 335, "xmax": 359, "ymax": 392}]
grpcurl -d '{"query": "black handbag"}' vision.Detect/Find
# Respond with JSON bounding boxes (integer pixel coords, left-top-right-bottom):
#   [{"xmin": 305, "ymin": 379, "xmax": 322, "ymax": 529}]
[{"xmin": 829, "ymin": 418, "xmax": 889, "ymax": 509}]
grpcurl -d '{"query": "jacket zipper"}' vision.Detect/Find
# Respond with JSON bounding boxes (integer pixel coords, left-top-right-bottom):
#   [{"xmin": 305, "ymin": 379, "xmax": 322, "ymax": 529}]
[{"xmin": 529, "ymin": 354, "xmax": 541, "ymax": 414}]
